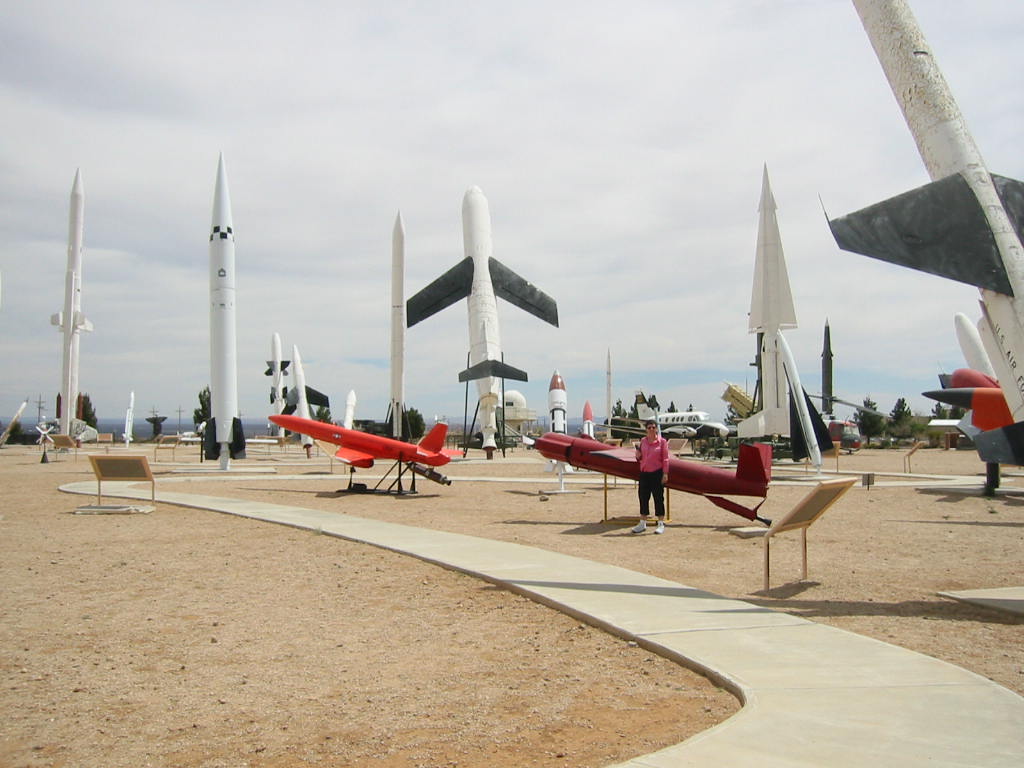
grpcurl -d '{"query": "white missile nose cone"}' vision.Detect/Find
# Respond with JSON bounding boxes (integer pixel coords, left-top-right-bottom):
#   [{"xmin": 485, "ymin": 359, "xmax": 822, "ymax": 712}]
[
  {"xmin": 71, "ymin": 168, "xmax": 84, "ymax": 197},
  {"xmin": 212, "ymin": 153, "xmax": 233, "ymax": 229}
]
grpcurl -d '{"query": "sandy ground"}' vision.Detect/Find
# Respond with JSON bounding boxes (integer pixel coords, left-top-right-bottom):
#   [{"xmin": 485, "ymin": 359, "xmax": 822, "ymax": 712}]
[{"xmin": 1, "ymin": 440, "xmax": 1022, "ymax": 767}]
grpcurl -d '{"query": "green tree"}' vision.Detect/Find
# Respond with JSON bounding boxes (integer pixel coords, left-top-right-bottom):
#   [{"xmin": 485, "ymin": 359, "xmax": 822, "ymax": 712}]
[
  {"xmin": 888, "ymin": 397, "xmax": 914, "ymax": 440},
  {"xmin": 314, "ymin": 405, "xmax": 332, "ymax": 424},
  {"xmin": 407, "ymin": 408, "xmax": 425, "ymax": 440},
  {"xmin": 193, "ymin": 386, "xmax": 211, "ymax": 426},
  {"xmin": 610, "ymin": 398, "xmax": 629, "ymax": 440},
  {"xmin": 647, "ymin": 394, "xmax": 661, "ymax": 412},
  {"xmin": 855, "ymin": 396, "xmax": 885, "ymax": 447},
  {"xmin": 931, "ymin": 402, "xmax": 949, "ymax": 419},
  {"xmin": 667, "ymin": 401, "xmax": 678, "ymax": 413},
  {"xmin": 79, "ymin": 393, "xmax": 97, "ymax": 428}
]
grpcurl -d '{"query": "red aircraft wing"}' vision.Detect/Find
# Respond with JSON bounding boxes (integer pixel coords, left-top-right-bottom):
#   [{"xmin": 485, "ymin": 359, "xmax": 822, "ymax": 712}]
[{"xmin": 333, "ymin": 446, "xmax": 376, "ymax": 468}]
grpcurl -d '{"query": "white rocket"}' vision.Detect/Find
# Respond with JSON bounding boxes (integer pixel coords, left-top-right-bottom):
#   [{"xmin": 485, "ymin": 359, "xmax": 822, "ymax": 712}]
[
  {"xmin": 548, "ymin": 370, "xmax": 568, "ymax": 434},
  {"xmin": 51, "ymin": 169, "xmax": 92, "ymax": 435},
  {"xmin": 740, "ymin": 166, "xmax": 830, "ymax": 470},
  {"xmin": 205, "ymin": 153, "xmax": 244, "ymax": 467},
  {"xmin": 343, "ymin": 389, "xmax": 357, "ymax": 430},
  {"xmin": 582, "ymin": 401, "xmax": 595, "ymax": 438},
  {"xmin": 390, "ymin": 212, "xmax": 406, "ymax": 438},
  {"xmin": 291, "ymin": 344, "xmax": 314, "ymax": 452},
  {"xmin": 267, "ymin": 332, "xmax": 288, "ymax": 438},
  {"xmin": 123, "ymin": 391, "xmax": 134, "ymax": 447},
  {"xmin": 0, "ymin": 398, "xmax": 29, "ymax": 448},
  {"xmin": 407, "ymin": 186, "xmax": 558, "ymax": 457}
]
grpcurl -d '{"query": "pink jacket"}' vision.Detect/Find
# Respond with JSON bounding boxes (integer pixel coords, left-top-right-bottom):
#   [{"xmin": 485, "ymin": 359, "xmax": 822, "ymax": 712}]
[{"xmin": 637, "ymin": 435, "xmax": 670, "ymax": 473}]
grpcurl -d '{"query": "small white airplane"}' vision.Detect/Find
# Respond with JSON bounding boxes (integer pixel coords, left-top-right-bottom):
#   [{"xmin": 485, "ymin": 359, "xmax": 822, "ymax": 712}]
[{"xmin": 626, "ymin": 391, "xmax": 732, "ymax": 439}]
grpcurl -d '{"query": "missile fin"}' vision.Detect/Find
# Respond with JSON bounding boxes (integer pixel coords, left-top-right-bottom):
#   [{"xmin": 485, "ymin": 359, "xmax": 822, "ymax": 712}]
[
  {"xmin": 229, "ymin": 417, "xmax": 246, "ymax": 459},
  {"xmin": 974, "ymin": 421, "xmax": 1024, "ymax": 465},
  {"xmin": 305, "ymin": 386, "xmax": 330, "ymax": 409},
  {"xmin": 488, "ymin": 257, "xmax": 559, "ymax": 327},
  {"xmin": 406, "ymin": 257, "xmax": 474, "ymax": 327},
  {"xmin": 828, "ymin": 172, "xmax": 1013, "ymax": 295},
  {"xmin": 789, "ymin": 388, "xmax": 832, "ymax": 462},
  {"xmin": 458, "ymin": 359, "xmax": 528, "ymax": 383}
]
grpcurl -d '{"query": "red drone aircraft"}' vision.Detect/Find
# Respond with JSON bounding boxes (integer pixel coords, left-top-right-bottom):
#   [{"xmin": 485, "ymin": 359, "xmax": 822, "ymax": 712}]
[
  {"xmin": 269, "ymin": 413, "xmax": 459, "ymax": 493},
  {"xmin": 533, "ymin": 432, "xmax": 774, "ymax": 524}
]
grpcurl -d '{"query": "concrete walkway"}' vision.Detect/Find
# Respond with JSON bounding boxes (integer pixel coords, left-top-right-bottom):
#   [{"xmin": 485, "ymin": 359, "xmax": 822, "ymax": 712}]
[{"xmin": 61, "ymin": 479, "xmax": 1024, "ymax": 767}]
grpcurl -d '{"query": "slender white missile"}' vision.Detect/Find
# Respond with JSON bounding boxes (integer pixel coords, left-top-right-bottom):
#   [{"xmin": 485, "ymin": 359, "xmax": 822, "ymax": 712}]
[
  {"xmin": 605, "ymin": 349, "xmax": 612, "ymax": 432},
  {"xmin": 740, "ymin": 166, "xmax": 796, "ymax": 439},
  {"xmin": 777, "ymin": 332, "xmax": 822, "ymax": 470},
  {"xmin": 836, "ymin": 1, "xmax": 1024, "ymax": 421},
  {"xmin": 407, "ymin": 186, "xmax": 558, "ymax": 458},
  {"xmin": 582, "ymin": 400, "xmax": 595, "ymax": 438},
  {"xmin": 390, "ymin": 211, "xmax": 405, "ymax": 438},
  {"xmin": 206, "ymin": 153, "xmax": 244, "ymax": 467},
  {"xmin": 954, "ymin": 312, "xmax": 996, "ymax": 379},
  {"xmin": 343, "ymin": 389, "xmax": 357, "ymax": 430},
  {"xmin": 268, "ymin": 332, "xmax": 286, "ymax": 438},
  {"xmin": 123, "ymin": 391, "xmax": 134, "ymax": 446},
  {"xmin": 291, "ymin": 344, "xmax": 314, "ymax": 450},
  {"xmin": 51, "ymin": 169, "xmax": 92, "ymax": 435},
  {"xmin": 548, "ymin": 370, "xmax": 567, "ymax": 434}
]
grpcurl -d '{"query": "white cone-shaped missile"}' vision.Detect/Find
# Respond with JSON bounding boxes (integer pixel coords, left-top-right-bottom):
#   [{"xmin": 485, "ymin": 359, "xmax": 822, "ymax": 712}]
[
  {"xmin": 52, "ymin": 169, "xmax": 92, "ymax": 435},
  {"xmin": 954, "ymin": 312, "xmax": 996, "ymax": 379},
  {"xmin": 391, "ymin": 211, "xmax": 406, "ymax": 438},
  {"xmin": 208, "ymin": 153, "xmax": 242, "ymax": 468},
  {"xmin": 740, "ymin": 167, "xmax": 794, "ymax": 438},
  {"xmin": 778, "ymin": 330, "xmax": 822, "ymax": 471},
  {"xmin": 548, "ymin": 370, "xmax": 567, "ymax": 434},
  {"xmin": 292, "ymin": 344, "xmax": 313, "ymax": 449}
]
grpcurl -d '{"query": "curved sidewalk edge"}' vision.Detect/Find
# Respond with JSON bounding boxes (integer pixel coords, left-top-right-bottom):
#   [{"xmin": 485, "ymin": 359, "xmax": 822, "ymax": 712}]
[{"xmin": 61, "ymin": 481, "xmax": 1024, "ymax": 767}]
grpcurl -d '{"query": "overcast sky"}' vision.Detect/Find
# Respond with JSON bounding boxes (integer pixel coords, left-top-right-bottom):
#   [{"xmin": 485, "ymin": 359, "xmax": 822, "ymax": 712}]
[{"xmin": 3, "ymin": 0, "xmax": 1022, "ymax": 430}]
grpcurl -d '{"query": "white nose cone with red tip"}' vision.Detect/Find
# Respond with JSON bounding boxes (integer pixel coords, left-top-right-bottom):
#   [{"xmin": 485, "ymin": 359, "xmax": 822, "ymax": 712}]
[{"xmin": 548, "ymin": 370, "xmax": 568, "ymax": 434}]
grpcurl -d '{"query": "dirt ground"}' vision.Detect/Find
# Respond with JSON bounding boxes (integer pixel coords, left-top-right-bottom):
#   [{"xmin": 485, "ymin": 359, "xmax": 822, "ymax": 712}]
[{"xmin": 1, "ymin": 441, "xmax": 1021, "ymax": 767}]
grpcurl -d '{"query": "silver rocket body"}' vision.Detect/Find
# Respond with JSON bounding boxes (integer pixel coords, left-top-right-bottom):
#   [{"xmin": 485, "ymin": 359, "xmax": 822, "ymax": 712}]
[
  {"xmin": 207, "ymin": 154, "xmax": 243, "ymax": 468},
  {"xmin": 270, "ymin": 332, "xmax": 285, "ymax": 438},
  {"xmin": 51, "ymin": 169, "xmax": 92, "ymax": 435}
]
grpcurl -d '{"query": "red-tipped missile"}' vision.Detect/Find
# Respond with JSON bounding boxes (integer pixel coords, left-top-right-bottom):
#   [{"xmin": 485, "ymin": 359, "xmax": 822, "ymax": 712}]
[
  {"xmin": 533, "ymin": 432, "xmax": 773, "ymax": 524},
  {"xmin": 548, "ymin": 370, "xmax": 567, "ymax": 434}
]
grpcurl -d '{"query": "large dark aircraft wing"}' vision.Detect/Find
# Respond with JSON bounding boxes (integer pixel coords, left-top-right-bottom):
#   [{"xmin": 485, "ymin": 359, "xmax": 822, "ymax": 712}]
[
  {"xmin": 827, "ymin": 172, "xmax": 1024, "ymax": 296},
  {"xmin": 489, "ymin": 257, "xmax": 559, "ymax": 327},
  {"xmin": 406, "ymin": 257, "xmax": 474, "ymax": 327}
]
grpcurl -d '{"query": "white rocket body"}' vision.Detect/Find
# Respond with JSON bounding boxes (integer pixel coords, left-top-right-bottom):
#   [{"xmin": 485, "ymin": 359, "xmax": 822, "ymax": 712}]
[
  {"xmin": 52, "ymin": 169, "xmax": 92, "ymax": 435},
  {"xmin": 344, "ymin": 389, "xmax": 357, "ymax": 430},
  {"xmin": 208, "ymin": 154, "xmax": 241, "ymax": 467},
  {"xmin": 391, "ymin": 212, "xmax": 406, "ymax": 438},
  {"xmin": 123, "ymin": 391, "xmax": 134, "ymax": 446},
  {"xmin": 853, "ymin": 0, "xmax": 1024, "ymax": 420},
  {"xmin": 270, "ymin": 332, "xmax": 285, "ymax": 437},
  {"xmin": 582, "ymin": 401, "xmax": 595, "ymax": 439},
  {"xmin": 548, "ymin": 370, "xmax": 567, "ymax": 434},
  {"xmin": 291, "ymin": 344, "xmax": 314, "ymax": 448},
  {"xmin": 740, "ymin": 167, "xmax": 797, "ymax": 439},
  {"xmin": 463, "ymin": 188, "xmax": 504, "ymax": 450}
]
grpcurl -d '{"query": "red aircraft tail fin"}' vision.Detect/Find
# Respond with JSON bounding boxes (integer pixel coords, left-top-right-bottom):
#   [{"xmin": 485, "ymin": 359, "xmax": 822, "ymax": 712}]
[
  {"xmin": 736, "ymin": 442, "xmax": 772, "ymax": 488},
  {"xmin": 418, "ymin": 422, "xmax": 449, "ymax": 454}
]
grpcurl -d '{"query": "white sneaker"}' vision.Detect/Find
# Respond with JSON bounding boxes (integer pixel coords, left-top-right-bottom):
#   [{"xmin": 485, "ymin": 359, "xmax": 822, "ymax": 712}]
[
  {"xmin": 631, "ymin": 520, "xmax": 647, "ymax": 534},
  {"xmin": 655, "ymin": 520, "xmax": 665, "ymax": 534}
]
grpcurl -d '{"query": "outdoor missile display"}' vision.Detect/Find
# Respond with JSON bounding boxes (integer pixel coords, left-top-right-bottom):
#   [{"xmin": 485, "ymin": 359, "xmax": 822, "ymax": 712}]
[
  {"xmin": 290, "ymin": 344, "xmax": 314, "ymax": 454},
  {"xmin": 390, "ymin": 211, "xmax": 406, "ymax": 438},
  {"xmin": 204, "ymin": 154, "xmax": 245, "ymax": 467},
  {"xmin": 406, "ymin": 186, "xmax": 558, "ymax": 458},
  {"xmin": 123, "ymin": 391, "xmax": 134, "ymax": 447},
  {"xmin": 51, "ymin": 169, "xmax": 92, "ymax": 436},
  {"xmin": 831, "ymin": 0, "xmax": 1024, "ymax": 464},
  {"xmin": 266, "ymin": 332, "xmax": 289, "ymax": 438}
]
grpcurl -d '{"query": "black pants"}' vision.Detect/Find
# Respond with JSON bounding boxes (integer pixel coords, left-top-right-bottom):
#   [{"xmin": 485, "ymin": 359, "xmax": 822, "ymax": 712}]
[{"xmin": 638, "ymin": 470, "xmax": 665, "ymax": 518}]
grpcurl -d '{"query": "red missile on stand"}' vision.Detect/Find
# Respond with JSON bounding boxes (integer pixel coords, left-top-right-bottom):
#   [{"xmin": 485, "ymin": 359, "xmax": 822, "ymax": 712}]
[{"xmin": 533, "ymin": 432, "xmax": 773, "ymax": 524}]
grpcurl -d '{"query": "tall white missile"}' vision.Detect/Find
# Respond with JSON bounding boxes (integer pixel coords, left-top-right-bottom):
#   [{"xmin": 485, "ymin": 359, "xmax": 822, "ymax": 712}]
[
  {"xmin": 606, "ymin": 349, "xmax": 612, "ymax": 432},
  {"xmin": 51, "ymin": 169, "xmax": 92, "ymax": 435},
  {"xmin": 407, "ymin": 186, "xmax": 558, "ymax": 458},
  {"xmin": 205, "ymin": 153, "xmax": 244, "ymax": 467},
  {"xmin": 123, "ymin": 391, "xmax": 134, "ymax": 447},
  {"xmin": 548, "ymin": 370, "xmax": 567, "ymax": 434},
  {"xmin": 833, "ymin": 0, "xmax": 1024, "ymax": 464},
  {"xmin": 741, "ymin": 166, "xmax": 828, "ymax": 471},
  {"xmin": 390, "ymin": 211, "xmax": 406, "ymax": 438},
  {"xmin": 291, "ymin": 344, "xmax": 314, "ymax": 453},
  {"xmin": 268, "ymin": 332, "xmax": 286, "ymax": 438},
  {"xmin": 0, "ymin": 398, "xmax": 29, "ymax": 448}
]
